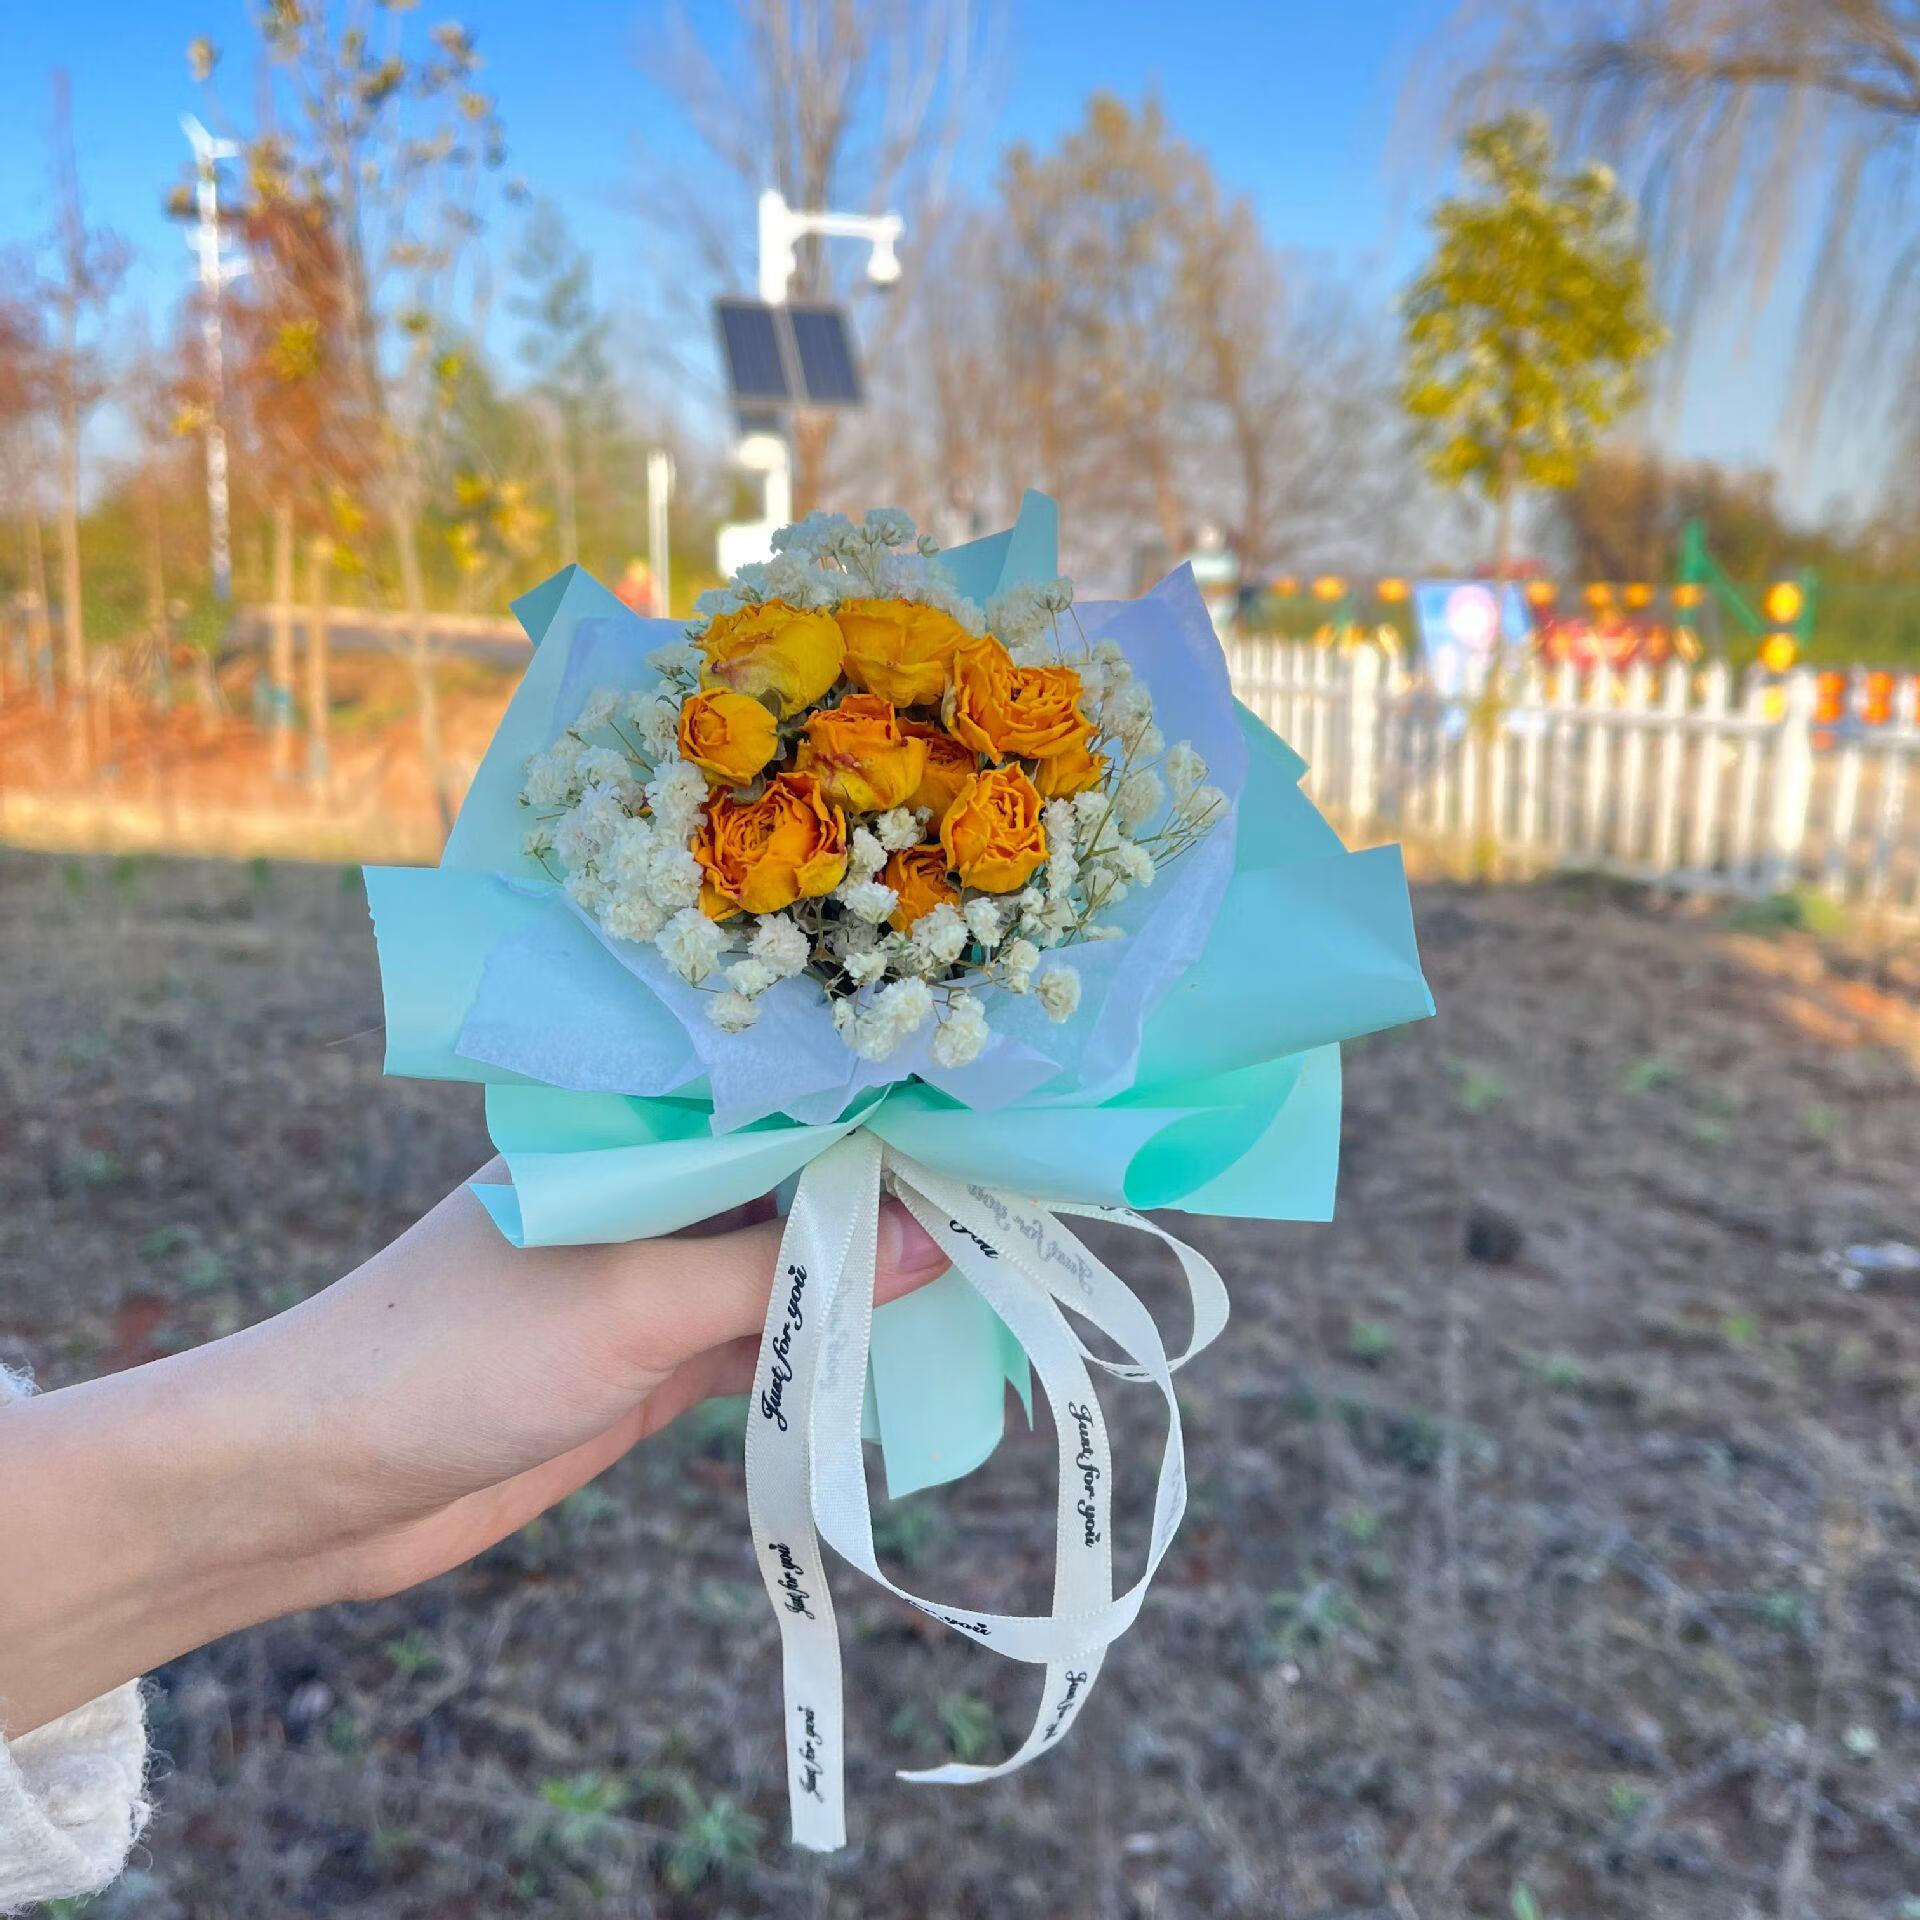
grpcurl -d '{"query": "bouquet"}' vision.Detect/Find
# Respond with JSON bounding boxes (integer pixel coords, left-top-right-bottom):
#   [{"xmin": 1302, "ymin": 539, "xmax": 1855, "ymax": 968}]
[{"xmin": 366, "ymin": 493, "xmax": 1431, "ymax": 1851}]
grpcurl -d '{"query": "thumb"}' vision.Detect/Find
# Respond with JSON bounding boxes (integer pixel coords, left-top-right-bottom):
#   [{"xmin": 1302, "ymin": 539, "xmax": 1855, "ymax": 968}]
[{"xmin": 608, "ymin": 1196, "xmax": 949, "ymax": 1376}]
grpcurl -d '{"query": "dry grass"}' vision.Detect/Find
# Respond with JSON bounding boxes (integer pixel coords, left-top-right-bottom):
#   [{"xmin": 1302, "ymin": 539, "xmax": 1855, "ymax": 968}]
[{"xmin": 2, "ymin": 850, "xmax": 1918, "ymax": 1919}]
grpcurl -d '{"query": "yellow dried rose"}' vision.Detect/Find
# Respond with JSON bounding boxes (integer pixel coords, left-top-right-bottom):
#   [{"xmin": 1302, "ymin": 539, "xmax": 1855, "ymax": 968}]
[
  {"xmin": 899, "ymin": 719, "xmax": 979, "ymax": 828},
  {"xmin": 699, "ymin": 600, "xmax": 845, "ymax": 718},
  {"xmin": 1030, "ymin": 726, "xmax": 1107, "ymax": 799},
  {"xmin": 836, "ymin": 598, "xmax": 972, "ymax": 707},
  {"xmin": 940, "ymin": 763, "xmax": 1048, "ymax": 893},
  {"xmin": 677, "ymin": 688, "xmax": 780, "ymax": 786},
  {"xmin": 694, "ymin": 771, "xmax": 848, "ymax": 918},
  {"xmin": 882, "ymin": 843, "xmax": 960, "ymax": 932},
  {"xmin": 795, "ymin": 693, "xmax": 928, "ymax": 813},
  {"xmin": 944, "ymin": 637, "xmax": 1089, "ymax": 763}
]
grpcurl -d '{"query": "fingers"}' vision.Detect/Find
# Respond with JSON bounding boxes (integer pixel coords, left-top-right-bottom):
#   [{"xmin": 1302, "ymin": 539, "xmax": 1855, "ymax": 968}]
[{"xmin": 608, "ymin": 1196, "xmax": 948, "ymax": 1375}]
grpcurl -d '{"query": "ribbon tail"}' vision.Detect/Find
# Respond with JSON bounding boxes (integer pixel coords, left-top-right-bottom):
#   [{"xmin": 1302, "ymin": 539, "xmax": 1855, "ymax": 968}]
[{"xmin": 742, "ymin": 1129, "xmax": 881, "ymax": 1851}]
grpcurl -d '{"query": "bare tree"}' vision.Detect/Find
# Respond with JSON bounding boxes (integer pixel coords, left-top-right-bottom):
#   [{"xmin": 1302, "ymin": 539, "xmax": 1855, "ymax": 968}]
[
  {"xmin": 0, "ymin": 278, "xmax": 51, "ymax": 702},
  {"xmin": 1429, "ymin": 0, "xmax": 1920, "ymax": 456},
  {"xmin": 636, "ymin": 0, "xmax": 993, "ymax": 510},
  {"xmin": 193, "ymin": 6, "xmax": 509, "ymax": 827},
  {"xmin": 41, "ymin": 71, "xmax": 129, "ymax": 756}
]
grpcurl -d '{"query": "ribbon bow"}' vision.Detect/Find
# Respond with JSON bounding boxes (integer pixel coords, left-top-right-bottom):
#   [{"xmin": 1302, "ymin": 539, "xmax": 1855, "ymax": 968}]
[{"xmin": 745, "ymin": 1128, "xmax": 1227, "ymax": 1850}]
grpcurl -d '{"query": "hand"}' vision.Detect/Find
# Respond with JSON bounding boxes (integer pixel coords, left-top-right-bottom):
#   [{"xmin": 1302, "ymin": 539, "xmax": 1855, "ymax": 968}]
[{"xmin": 0, "ymin": 1168, "xmax": 948, "ymax": 1736}]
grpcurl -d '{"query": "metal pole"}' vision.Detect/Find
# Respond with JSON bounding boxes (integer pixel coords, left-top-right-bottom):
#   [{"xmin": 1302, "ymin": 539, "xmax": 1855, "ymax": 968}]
[
  {"xmin": 182, "ymin": 118, "xmax": 245, "ymax": 603},
  {"xmin": 647, "ymin": 448, "xmax": 673, "ymax": 618}
]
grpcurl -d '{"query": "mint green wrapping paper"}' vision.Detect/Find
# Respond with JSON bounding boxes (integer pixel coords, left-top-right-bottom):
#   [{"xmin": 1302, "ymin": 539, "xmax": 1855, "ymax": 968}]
[{"xmin": 365, "ymin": 496, "xmax": 1433, "ymax": 1497}]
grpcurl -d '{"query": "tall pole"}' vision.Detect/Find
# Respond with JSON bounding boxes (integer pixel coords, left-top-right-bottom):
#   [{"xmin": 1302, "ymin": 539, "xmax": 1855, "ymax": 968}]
[
  {"xmin": 182, "ymin": 117, "xmax": 245, "ymax": 603},
  {"xmin": 646, "ymin": 448, "xmax": 673, "ymax": 618}
]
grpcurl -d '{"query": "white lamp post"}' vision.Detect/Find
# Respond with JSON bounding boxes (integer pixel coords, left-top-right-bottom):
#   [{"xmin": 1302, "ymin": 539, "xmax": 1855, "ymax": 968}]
[
  {"xmin": 717, "ymin": 191, "xmax": 903, "ymax": 574},
  {"xmin": 181, "ymin": 116, "xmax": 249, "ymax": 603}
]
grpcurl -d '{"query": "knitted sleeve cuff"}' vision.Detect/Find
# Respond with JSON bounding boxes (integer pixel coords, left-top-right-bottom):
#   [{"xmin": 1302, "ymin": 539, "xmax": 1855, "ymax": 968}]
[{"xmin": 0, "ymin": 1366, "xmax": 153, "ymax": 1913}]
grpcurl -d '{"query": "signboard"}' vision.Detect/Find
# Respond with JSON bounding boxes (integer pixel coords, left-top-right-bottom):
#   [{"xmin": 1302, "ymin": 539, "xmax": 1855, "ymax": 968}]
[{"xmin": 1412, "ymin": 580, "xmax": 1534, "ymax": 698}]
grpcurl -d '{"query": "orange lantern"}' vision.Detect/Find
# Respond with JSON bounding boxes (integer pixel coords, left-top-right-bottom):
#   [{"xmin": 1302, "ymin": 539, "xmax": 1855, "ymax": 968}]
[
  {"xmin": 1524, "ymin": 578, "xmax": 1556, "ymax": 607},
  {"xmin": 1672, "ymin": 583, "xmax": 1704, "ymax": 610},
  {"xmin": 1310, "ymin": 574, "xmax": 1346, "ymax": 602},
  {"xmin": 1583, "ymin": 581, "xmax": 1614, "ymax": 610},
  {"xmin": 1763, "ymin": 580, "xmax": 1804, "ymax": 626},
  {"xmin": 1623, "ymin": 581, "xmax": 1654, "ymax": 609},
  {"xmin": 1376, "ymin": 576, "xmax": 1410, "ymax": 604},
  {"xmin": 1272, "ymin": 575, "xmax": 1300, "ymax": 598},
  {"xmin": 1759, "ymin": 632, "xmax": 1798, "ymax": 675}
]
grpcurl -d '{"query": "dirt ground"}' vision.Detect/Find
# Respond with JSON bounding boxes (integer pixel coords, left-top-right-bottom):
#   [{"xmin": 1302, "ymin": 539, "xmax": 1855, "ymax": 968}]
[{"xmin": 1, "ymin": 850, "xmax": 1918, "ymax": 1920}]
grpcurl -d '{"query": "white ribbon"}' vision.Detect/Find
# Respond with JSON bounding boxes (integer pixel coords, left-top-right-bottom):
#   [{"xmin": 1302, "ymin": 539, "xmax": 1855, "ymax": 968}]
[{"xmin": 743, "ymin": 1128, "xmax": 1229, "ymax": 1851}]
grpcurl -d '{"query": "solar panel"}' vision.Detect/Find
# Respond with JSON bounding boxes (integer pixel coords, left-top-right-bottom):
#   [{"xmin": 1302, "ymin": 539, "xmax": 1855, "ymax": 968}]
[
  {"xmin": 786, "ymin": 304, "xmax": 863, "ymax": 406},
  {"xmin": 713, "ymin": 298, "xmax": 866, "ymax": 411},
  {"xmin": 715, "ymin": 299, "xmax": 792, "ymax": 405}
]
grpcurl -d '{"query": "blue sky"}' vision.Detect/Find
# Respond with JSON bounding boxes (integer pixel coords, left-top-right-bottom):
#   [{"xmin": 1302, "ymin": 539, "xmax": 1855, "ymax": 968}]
[{"xmin": 0, "ymin": 0, "xmax": 1855, "ymax": 517}]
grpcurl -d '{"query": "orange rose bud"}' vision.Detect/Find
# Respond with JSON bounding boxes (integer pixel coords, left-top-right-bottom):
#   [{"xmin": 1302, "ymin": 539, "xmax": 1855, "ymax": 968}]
[
  {"xmin": 899, "ymin": 719, "xmax": 978, "ymax": 827},
  {"xmin": 945, "ymin": 637, "xmax": 1089, "ymax": 763},
  {"xmin": 699, "ymin": 600, "xmax": 846, "ymax": 718},
  {"xmin": 1030, "ymin": 725, "xmax": 1107, "ymax": 799},
  {"xmin": 677, "ymin": 688, "xmax": 780, "ymax": 786},
  {"xmin": 795, "ymin": 692, "xmax": 929, "ymax": 813},
  {"xmin": 693, "ymin": 771, "xmax": 848, "ymax": 918},
  {"xmin": 837, "ymin": 598, "xmax": 973, "ymax": 708},
  {"xmin": 882, "ymin": 843, "xmax": 960, "ymax": 932},
  {"xmin": 940, "ymin": 764, "xmax": 1049, "ymax": 893}
]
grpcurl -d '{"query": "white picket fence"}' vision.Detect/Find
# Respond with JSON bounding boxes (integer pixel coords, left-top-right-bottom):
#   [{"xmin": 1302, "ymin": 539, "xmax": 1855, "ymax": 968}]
[{"xmin": 1225, "ymin": 640, "xmax": 1920, "ymax": 917}]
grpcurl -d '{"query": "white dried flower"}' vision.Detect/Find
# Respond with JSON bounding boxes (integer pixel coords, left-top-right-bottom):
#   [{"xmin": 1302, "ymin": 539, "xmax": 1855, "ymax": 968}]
[
  {"xmin": 1179, "ymin": 782, "xmax": 1227, "ymax": 828},
  {"xmin": 647, "ymin": 846, "xmax": 704, "ymax": 911},
  {"xmin": 912, "ymin": 901, "xmax": 969, "ymax": 966},
  {"xmin": 851, "ymin": 976, "xmax": 934, "ymax": 1060},
  {"xmin": 576, "ymin": 688, "xmax": 620, "ymax": 731},
  {"xmin": 578, "ymin": 745, "xmax": 638, "ymax": 797},
  {"xmin": 875, "ymin": 808, "xmax": 922, "ymax": 853},
  {"xmin": 1165, "ymin": 741, "xmax": 1207, "ymax": 800},
  {"xmin": 1035, "ymin": 965, "xmax": 1082, "ymax": 1024},
  {"xmin": 1045, "ymin": 846, "xmax": 1079, "ymax": 896},
  {"xmin": 522, "ymin": 737, "xmax": 585, "ymax": 808},
  {"xmin": 655, "ymin": 906, "xmax": 728, "ymax": 985},
  {"xmin": 831, "ymin": 998, "xmax": 857, "ymax": 1035},
  {"xmin": 1091, "ymin": 637, "xmax": 1127, "ymax": 669},
  {"xmin": 693, "ymin": 586, "xmax": 744, "ymax": 618},
  {"xmin": 840, "ymin": 879, "xmax": 899, "ymax": 925},
  {"xmin": 773, "ymin": 510, "xmax": 858, "ymax": 558},
  {"xmin": 963, "ymin": 897, "xmax": 1003, "ymax": 949},
  {"xmin": 726, "ymin": 957, "xmax": 779, "ymax": 998},
  {"xmin": 931, "ymin": 992, "xmax": 990, "ymax": 1068},
  {"xmin": 706, "ymin": 990, "xmax": 761, "ymax": 1033},
  {"xmin": 607, "ymin": 815, "xmax": 656, "ymax": 888},
  {"xmin": 553, "ymin": 787, "xmax": 625, "ymax": 870},
  {"xmin": 1042, "ymin": 798, "xmax": 1080, "ymax": 852},
  {"xmin": 1133, "ymin": 723, "xmax": 1165, "ymax": 759},
  {"xmin": 1114, "ymin": 768, "xmax": 1165, "ymax": 834},
  {"xmin": 1000, "ymin": 938, "xmax": 1040, "ymax": 992},
  {"xmin": 600, "ymin": 893, "xmax": 667, "ymax": 944},
  {"xmin": 645, "ymin": 641, "xmax": 700, "ymax": 677},
  {"xmin": 522, "ymin": 824, "xmax": 555, "ymax": 859},
  {"xmin": 630, "ymin": 692, "xmax": 683, "ymax": 759},
  {"xmin": 848, "ymin": 827, "xmax": 887, "ymax": 880},
  {"xmin": 563, "ymin": 866, "xmax": 611, "ymax": 915},
  {"xmin": 1084, "ymin": 922, "xmax": 1124, "ymax": 941},
  {"xmin": 843, "ymin": 948, "xmax": 889, "ymax": 988},
  {"xmin": 1112, "ymin": 840, "xmax": 1157, "ymax": 888},
  {"xmin": 1073, "ymin": 789, "xmax": 1120, "ymax": 857},
  {"xmin": 646, "ymin": 759, "xmax": 709, "ymax": 837},
  {"xmin": 751, "ymin": 915, "xmax": 811, "ymax": 978},
  {"xmin": 864, "ymin": 506, "xmax": 915, "ymax": 547}
]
